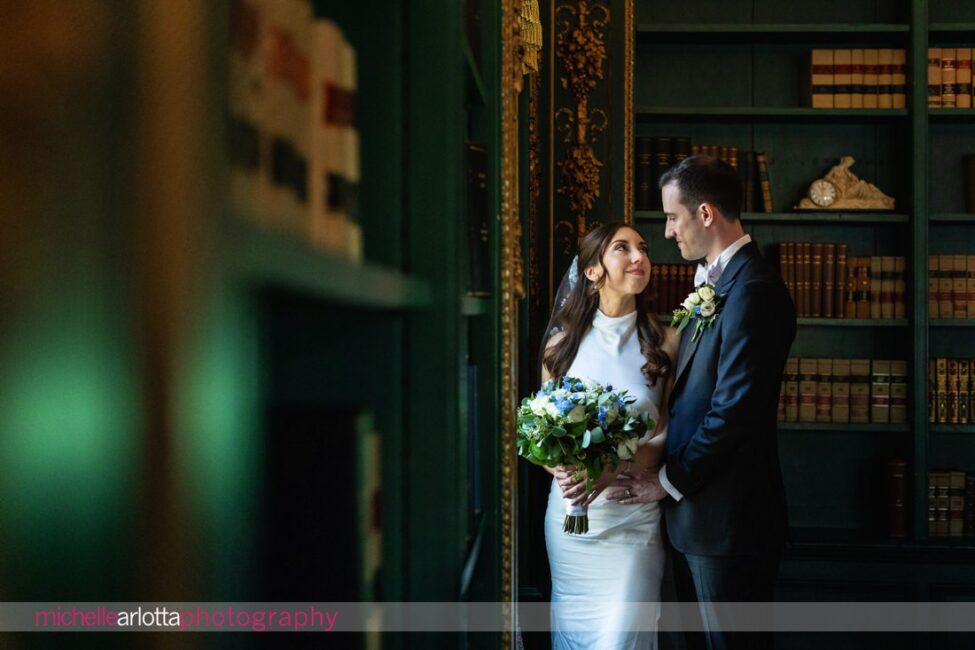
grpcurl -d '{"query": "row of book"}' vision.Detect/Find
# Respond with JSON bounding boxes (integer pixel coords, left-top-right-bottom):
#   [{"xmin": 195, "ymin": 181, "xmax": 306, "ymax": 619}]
[
  {"xmin": 779, "ymin": 244, "xmax": 907, "ymax": 320},
  {"xmin": 928, "ymin": 358, "xmax": 975, "ymax": 425},
  {"xmin": 635, "ymin": 136, "xmax": 773, "ymax": 213},
  {"xmin": 777, "ymin": 358, "xmax": 908, "ymax": 425},
  {"xmin": 801, "ymin": 49, "xmax": 908, "ymax": 109},
  {"xmin": 227, "ymin": 0, "xmax": 363, "ymax": 261},
  {"xmin": 928, "ymin": 255, "xmax": 975, "ymax": 319},
  {"xmin": 927, "ymin": 48, "xmax": 974, "ymax": 109},
  {"xmin": 647, "ymin": 264, "xmax": 696, "ymax": 315},
  {"xmin": 928, "ymin": 471, "xmax": 975, "ymax": 538}
]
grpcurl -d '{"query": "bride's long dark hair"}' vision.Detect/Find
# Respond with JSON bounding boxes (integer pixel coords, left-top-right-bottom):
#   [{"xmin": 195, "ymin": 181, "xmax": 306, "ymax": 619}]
[{"xmin": 543, "ymin": 222, "xmax": 670, "ymax": 386}]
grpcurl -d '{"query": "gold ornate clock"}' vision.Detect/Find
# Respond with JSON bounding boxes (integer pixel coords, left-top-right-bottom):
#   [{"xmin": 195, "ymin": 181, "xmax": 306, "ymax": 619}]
[
  {"xmin": 794, "ymin": 155, "xmax": 895, "ymax": 211},
  {"xmin": 808, "ymin": 179, "xmax": 837, "ymax": 208}
]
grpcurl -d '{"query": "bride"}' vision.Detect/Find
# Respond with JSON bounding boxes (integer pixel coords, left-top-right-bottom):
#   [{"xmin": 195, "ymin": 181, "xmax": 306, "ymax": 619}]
[{"xmin": 540, "ymin": 221, "xmax": 678, "ymax": 649}]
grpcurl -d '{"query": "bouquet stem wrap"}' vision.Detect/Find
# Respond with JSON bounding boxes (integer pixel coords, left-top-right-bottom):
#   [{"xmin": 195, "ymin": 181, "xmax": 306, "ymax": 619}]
[{"xmin": 563, "ymin": 502, "xmax": 589, "ymax": 534}]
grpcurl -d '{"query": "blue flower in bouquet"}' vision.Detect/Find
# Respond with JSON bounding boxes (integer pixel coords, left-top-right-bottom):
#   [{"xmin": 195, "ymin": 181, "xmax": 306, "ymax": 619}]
[{"xmin": 553, "ymin": 397, "xmax": 575, "ymax": 416}]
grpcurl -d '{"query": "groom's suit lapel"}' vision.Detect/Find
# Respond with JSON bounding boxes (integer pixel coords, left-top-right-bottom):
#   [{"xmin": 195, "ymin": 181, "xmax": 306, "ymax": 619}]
[{"xmin": 670, "ymin": 242, "xmax": 759, "ymax": 403}]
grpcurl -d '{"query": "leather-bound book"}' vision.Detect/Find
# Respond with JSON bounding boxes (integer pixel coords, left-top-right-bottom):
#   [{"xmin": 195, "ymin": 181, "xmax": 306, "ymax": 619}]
[
  {"xmin": 833, "ymin": 49, "xmax": 852, "ymax": 108},
  {"xmin": 936, "ymin": 357, "xmax": 949, "ymax": 424},
  {"xmin": 831, "ymin": 359, "xmax": 851, "ymax": 423},
  {"xmin": 871, "ymin": 359, "xmax": 891, "ymax": 423},
  {"xmin": 954, "ymin": 254, "xmax": 969, "ymax": 319},
  {"xmin": 798, "ymin": 358, "xmax": 819, "ymax": 423},
  {"xmin": 650, "ymin": 137, "xmax": 672, "ymax": 210},
  {"xmin": 864, "ymin": 48, "xmax": 880, "ymax": 109},
  {"xmin": 890, "ymin": 360, "xmax": 908, "ymax": 424},
  {"xmin": 877, "ymin": 48, "xmax": 894, "ymax": 108},
  {"xmin": 835, "ymin": 244, "xmax": 848, "ymax": 318},
  {"xmin": 870, "ymin": 257, "xmax": 883, "ymax": 319},
  {"xmin": 811, "ymin": 243, "xmax": 823, "ymax": 318},
  {"xmin": 755, "ymin": 152, "xmax": 774, "ymax": 213},
  {"xmin": 784, "ymin": 357, "xmax": 799, "ymax": 422},
  {"xmin": 939, "ymin": 255, "xmax": 955, "ymax": 319},
  {"xmin": 635, "ymin": 136, "xmax": 654, "ymax": 211},
  {"xmin": 948, "ymin": 358, "xmax": 960, "ymax": 424},
  {"xmin": 964, "ymin": 474, "xmax": 975, "ymax": 537},
  {"xmin": 816, "ymin": 358, "xmax": 833, "ymax": 423},
  {"xmin": 950, "ymin": 471, "xmax": 966, "ymax": 537},
  {"xmin": 929, "ymin": 48, "xmax": 943, "ymax": 107},
  {"xmin": 894, "ymin": 256, "xmax": 906, "ymax": 320},
  {"xmin": 892, "ymin": 49, "xmax": 907, "ymax": 109},
  {"xmin": 850, "ymin": 359, "xmax": 872, "ymax": 423},
  {"xmin": 823, "ymin": 243, "xmax": 836, "ymax": 318},
  {"xmin": 960, "ymin": 360, "xmax": 971, "ymax": 425},
  {"xmin": 942, "ymin": 48, "xmax": 958, "ymax": 108},
  {"xmin": 929, "ymin": 255, "xmax": 941, "ymax": 319},
  {"xmin": 851, "ymin": 49, "xmax": 865, "ymax": 108},
  {"xmin": 856, "ymin": 259, "xmax": 872, "ymax": 319},
  {"xmin": 801, "ymin": 49, "xmax": 834, "ymax": 108},
  {"xmin": 957, "ymin": 48, "xmax": 972, "ymax": 109},
  {"xmin": 881, "ymin": 256, "xmax": 896, "ymax": 319},
  {"xmin": 887, "ymin": 459, "xmax": 907, "ymax": 538},
  {"xmin": 845, "ymin": 256, "xmax": 859, "ymax": 318}
]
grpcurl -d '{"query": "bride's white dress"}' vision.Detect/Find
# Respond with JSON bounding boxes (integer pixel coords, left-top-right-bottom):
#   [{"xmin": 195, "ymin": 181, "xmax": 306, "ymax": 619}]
[{"xmin": 545, "ymin": 309, "xmax": 665, "ymax": 649}]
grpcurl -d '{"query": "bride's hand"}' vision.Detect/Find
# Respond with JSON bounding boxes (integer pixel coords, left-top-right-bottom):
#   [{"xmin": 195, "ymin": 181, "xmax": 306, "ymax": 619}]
[{"xmin": 553, "ymin": 465, "xmax": 586, "ymax": 502}]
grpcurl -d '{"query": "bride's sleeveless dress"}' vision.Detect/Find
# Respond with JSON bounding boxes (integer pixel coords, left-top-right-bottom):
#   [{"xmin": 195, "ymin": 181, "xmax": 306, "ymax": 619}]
[{"xmin": 545, "ymin": 309, "xmax": 665, "ymax": 649}]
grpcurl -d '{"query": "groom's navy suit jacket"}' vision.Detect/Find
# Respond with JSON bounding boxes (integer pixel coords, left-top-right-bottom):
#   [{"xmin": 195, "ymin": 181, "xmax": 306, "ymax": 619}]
[{"xmin": 663, "ymin": 241, "xmax": 796, "ymax": 556}]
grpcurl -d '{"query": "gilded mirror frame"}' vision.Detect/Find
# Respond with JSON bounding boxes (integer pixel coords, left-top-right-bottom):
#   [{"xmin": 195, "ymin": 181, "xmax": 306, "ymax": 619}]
[{"xmin": 500, "ymin": 0, "xmax": 634, "ymax": 647}]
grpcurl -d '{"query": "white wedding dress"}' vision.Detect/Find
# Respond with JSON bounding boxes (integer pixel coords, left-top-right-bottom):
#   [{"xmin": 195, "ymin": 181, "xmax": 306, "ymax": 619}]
[{"xmin": 545, "ymin": 308, "xmax": 665, "ymax": 649}]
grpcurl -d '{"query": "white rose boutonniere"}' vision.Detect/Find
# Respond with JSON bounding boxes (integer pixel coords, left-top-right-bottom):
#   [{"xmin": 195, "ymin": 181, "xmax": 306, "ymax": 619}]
[{"xmin": 670, "ymin": 283, "xmax": 727, "ymax": 342}]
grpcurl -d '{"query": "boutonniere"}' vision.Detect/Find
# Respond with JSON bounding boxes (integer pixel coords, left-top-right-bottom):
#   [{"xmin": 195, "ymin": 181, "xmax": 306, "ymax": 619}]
[{"xmin": 671, "ymin": 283, "xmax": 727, "ymax": 343}]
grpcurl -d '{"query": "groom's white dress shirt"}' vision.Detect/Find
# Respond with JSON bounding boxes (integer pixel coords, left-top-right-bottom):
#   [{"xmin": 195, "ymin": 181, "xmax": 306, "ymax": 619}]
[{"xmin": 659, "ymin": 233, "xmax": 752, "ymax": 502}]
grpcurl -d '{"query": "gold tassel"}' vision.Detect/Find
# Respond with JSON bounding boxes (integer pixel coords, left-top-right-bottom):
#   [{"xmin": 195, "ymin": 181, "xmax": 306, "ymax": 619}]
[{"xmin": 518, "ymin": 0, "xmax": 543, "ymax": 74}]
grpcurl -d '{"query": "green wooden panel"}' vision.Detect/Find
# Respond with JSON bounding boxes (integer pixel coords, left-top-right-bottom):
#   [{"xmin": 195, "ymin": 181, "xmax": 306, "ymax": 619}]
[
  {"xmin": 637, "ymin": 0, "xmax": 906, "ymax": 25},
  {"xmin": 929, "ymin": 224, "xmax": 975, "ymax": 254},
  {"xmin": 929, "ymin": 124, "xmax": 975, "ymax": 214},
  {"xmin": 930, "ymin": 0, "xmax": 975, "ymax": 23},
  {"xmin": 780, "ymin": 432, "xmax": 911, "ymax": 532},
  {"xmin": 753, "ymin": 125, "xmax": 909, "ymax": 212}
]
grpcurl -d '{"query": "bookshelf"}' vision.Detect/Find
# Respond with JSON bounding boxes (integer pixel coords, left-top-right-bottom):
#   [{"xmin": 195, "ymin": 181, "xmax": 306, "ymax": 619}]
[{"xmin": 633, "ymin": 0, "xmax": 975, "ymax": 605}]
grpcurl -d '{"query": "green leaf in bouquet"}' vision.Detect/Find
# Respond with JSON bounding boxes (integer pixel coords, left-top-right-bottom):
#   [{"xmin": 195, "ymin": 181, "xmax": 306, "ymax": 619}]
[
  {"xmin": 590, "ymin": 456, "xmax": 603, "ymax": 482},
  {"xmin": 589, "ymin": 427, "xmax": 605, "ymax": 444},
  {"xmin": 567, "ymin": 420, "xmax": 587, "ymax": 438},
  {"xmin": 597, "ymin": 392, "xmax": 613, "ymax": 405},
  {"xmin": 530, "ymin": 442, "xmax": 549, "ymax": 462},
  {"xmin": 552, "ymin": 425, "xmax": 567, "ymax": 438},
  {"xmin": 581, "ymin": 429, "xmax": 591, "ymax": 449}
]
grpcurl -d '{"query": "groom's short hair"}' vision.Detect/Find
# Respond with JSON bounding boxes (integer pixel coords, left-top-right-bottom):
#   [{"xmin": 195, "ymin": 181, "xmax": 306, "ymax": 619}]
[{"xmin": 659, "ymin": 155, "xmax": 741, "ymax": 221}]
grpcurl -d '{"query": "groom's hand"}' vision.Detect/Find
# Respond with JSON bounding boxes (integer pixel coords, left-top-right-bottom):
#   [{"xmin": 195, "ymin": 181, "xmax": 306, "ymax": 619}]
[{"xmin": 606, "ymin": 467, "xmax": 668, "ymax": 504}]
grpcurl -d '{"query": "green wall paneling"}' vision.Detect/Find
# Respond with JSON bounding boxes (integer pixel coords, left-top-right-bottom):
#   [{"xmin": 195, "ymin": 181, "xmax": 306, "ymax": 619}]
[
  {"xmin": 930, "ymin": 124, "xmax": 975, "ymax": 214},
  {"xmin": 636, "ymin": 0, "xmax": 908, "ymax": 24},
  {"xmin": 930, "ymin": 1, "xmax": 975, "ymax": 24},
  {"xmin": 780, "ymin": 430, "xmax": 913, "ymax": 534}
]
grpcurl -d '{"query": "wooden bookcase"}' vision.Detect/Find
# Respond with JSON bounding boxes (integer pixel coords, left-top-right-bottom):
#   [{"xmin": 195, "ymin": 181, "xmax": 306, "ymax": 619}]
[
  {"xmin": 0, "ymin": 3, "xmax": 503, "ymax": 647},
  {"xmin": 633, "ymin": 0, "xmax": 975, "ymax": 614}
]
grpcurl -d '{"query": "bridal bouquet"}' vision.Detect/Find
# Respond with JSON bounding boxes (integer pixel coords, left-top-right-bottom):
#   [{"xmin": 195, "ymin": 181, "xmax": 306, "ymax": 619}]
[{"xmin": 516, "ymin": 377, "xmax": 655, "ymax": 534}]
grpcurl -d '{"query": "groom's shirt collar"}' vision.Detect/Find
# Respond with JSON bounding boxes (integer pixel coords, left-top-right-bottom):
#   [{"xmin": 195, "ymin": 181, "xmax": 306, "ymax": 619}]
[{"xmin": 700, "ymin": 233, "xmax": 752, "ymax": 285}]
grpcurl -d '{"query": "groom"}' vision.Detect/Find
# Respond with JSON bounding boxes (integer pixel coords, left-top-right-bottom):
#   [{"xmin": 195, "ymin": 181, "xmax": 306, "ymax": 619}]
[{"xmin": 625, "ymin": 155, "xmax": 795, "ymax": 649}]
